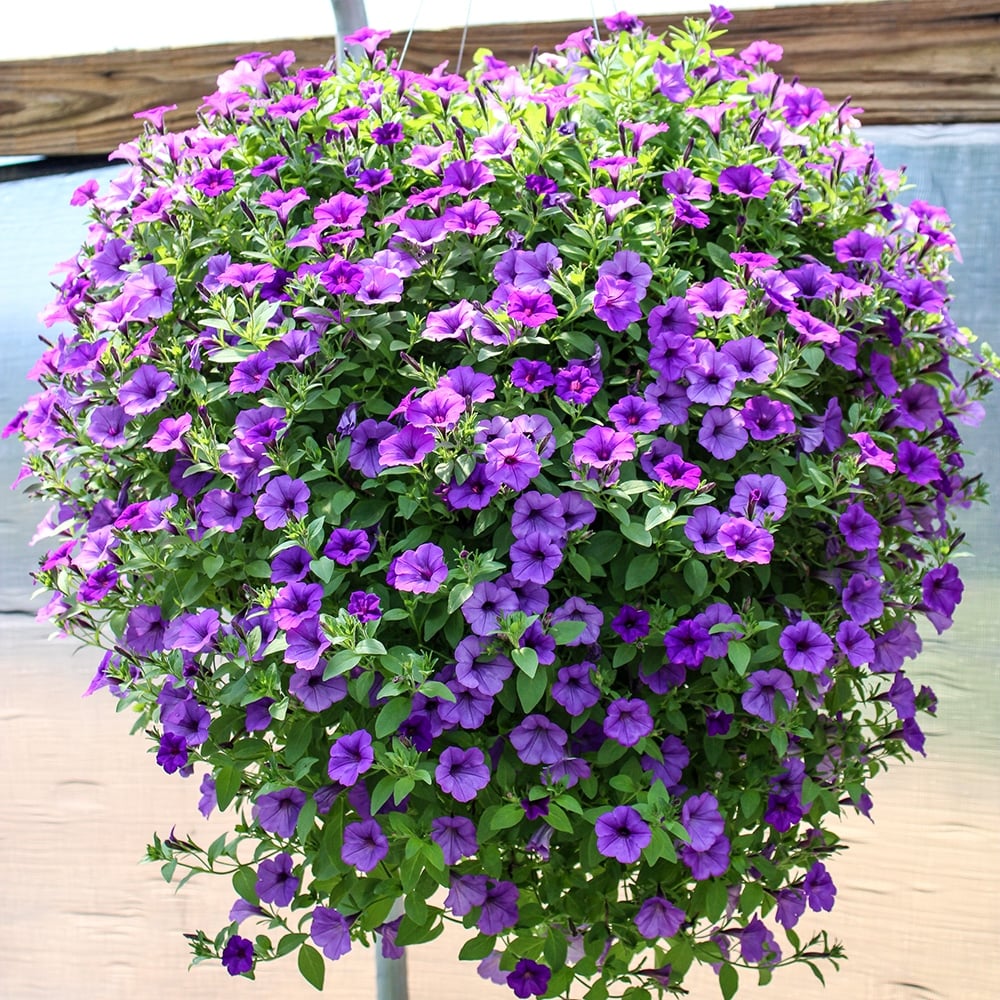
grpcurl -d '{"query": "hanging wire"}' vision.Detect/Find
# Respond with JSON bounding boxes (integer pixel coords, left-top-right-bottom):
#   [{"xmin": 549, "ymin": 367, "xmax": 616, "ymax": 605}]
[
  {"xmin": 397, "ymin": 0, "xmax": 425, "ymax": 68},
  {"xmin": 455, "ymin": 0, "xmax": 476, "ymax": 76}
]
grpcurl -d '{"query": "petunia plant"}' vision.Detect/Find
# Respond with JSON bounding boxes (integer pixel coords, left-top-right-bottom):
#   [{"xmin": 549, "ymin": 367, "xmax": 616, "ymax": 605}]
[{"xmin": 8, "ymin": 7, "xmax": 998, "ymax": 999}]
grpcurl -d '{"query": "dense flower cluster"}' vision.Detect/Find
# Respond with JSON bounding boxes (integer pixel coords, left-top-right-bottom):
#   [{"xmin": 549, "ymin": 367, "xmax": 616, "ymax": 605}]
[{"xmin": 9, "ymin": 8, "xmax": 996, "ymax": 998}]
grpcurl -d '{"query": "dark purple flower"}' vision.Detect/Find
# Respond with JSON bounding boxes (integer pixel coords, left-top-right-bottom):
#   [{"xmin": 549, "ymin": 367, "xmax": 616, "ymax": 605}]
[
  {"xmin": 324, "ymin": 528, "xmax": 373, "ymax": 566},
  {"xmin": 611, "ymin": 605, "xmax": 651, "ymax": 642},
  {"xmin": 347, "ymin": 590, "xmax": 382, "ymax": 623},
  {"xmin": 435, "ymin": 746, "xmax": 491, "ymax": 802},
  {"xmin": 921, "ymin": 563, "xmax": 963, "ymax": 619},
  {"xmin": 478, "ymin": 879, "xmax": 519, "ymax": 934},
  {"xmin": 595, "ymin": 805, "xmax": 651, "ymax": 863},
  {"xmin": 507, "ymin": 959, "xmax": 551, "ymax": 999},
  {"xmin": 664, "ymin": 618, "xmax": 712, "ymax": 668},
  {"xmin": 156, "ymin": 732, "xmax": 188, "ymax": 773},
  {"xmin": 271, "ymin": 545, "xmax": 312, "ymax": 583},
  {"xmin": 838, "ymin": 501, "xmax": 881, "ymax": 551},
  {"xmin": 803, "ymin": 861, "xmax": 837, "ymax": 911},
  {"xmin": 739, "ymin": 917, "xmax": 781, "ymax": 966},
  {"xmin": 124, "ymin": 604, "xmax": 168, "ymax": 654},
  {"xmin": 221, "ymin": 935, "xmax": 254, "ymax": 975},
  {"xmin": 681, "ymin": 792, "xmax": 725, "ymax": 851},
  {"xmin": 842, "ymin": 572, "xmax": 884, "ymax": 625},
  {"xmin": 679, "ymin": 832, "xmax": 730, "ymax": 880}
]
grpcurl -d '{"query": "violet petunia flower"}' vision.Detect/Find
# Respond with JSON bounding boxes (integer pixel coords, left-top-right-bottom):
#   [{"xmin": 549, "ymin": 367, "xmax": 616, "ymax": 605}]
[
  {"xmin": 742, "ymin": 669, "xmax": 795, "ymax": 723},
  {"xmin": 255, "ymin": 852, "xmax": 299, "ymax": 906},
  {"xmin": 431, "ymin": 815, "xmax": 478, "ymax": 865},
  {"xmin": 327, "ymin": 730, "xmax": 374, "ymax": 786},
  {"xmin": 341, "ymin": 818, "xmax": 389, "ymax": 872},
  {"xmin": 779, "ymin": 620, "xmax": 834, "ymax": 673},
  {"xmin": 604, "ymin": 698, "xmax": 654, "ymax": 747},
  {"xmin": 595, "ymin": 805, "xmax": 651, "ymax": 863},
  {"xmin": 255, "ymin": 475, "xmax": 310, "ymax": 530},
  {"xmin": 634, "ymin": 896, "xmax": 686, "ymax": 940},
  {"xmin": 510, "ymin": 715, "xmax": 568, "ymax": 765},
  {"xmin": 507, "ymin": 959, "xmax": 552, "ymax": 999},
  {"xmin": 252, "ymin": 787, "xmax": 306, "ymax": 838},
  {"xmin": 718, "ymin": 163, "xmax": 774, "ymax": 200},
  {"xmin": 435, "ymin": 746, "xmax": 491, "ymax": 802},
  {"xmin": 310, "ymin": 906, "xmax": 352, "ymax": 961},
  {"xmin": 388, "ymin": 543, "xmax": 448, "ymax": 594}
]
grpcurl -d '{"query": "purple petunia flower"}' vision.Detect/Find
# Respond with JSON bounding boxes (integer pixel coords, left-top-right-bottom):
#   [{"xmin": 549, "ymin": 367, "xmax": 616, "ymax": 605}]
[
  {"xmin": 478, "ymin": 879, "xmax": 519, "ymax": 935},
  {"xmin": 717, "ymin": 517, "xmax": 774, "ymax": 564},
  {"xmin": 803, "ymin": 861, "xmax": 837, "ymax": 911},
  {"xmin": 679, "ymin": 831, "xmax": 730, "ymax": 880},
  {"xmin": 550, "ymin": 597, "xmax": 603, "ymax": 645},
  {"xmin": 686, "ymin": 277, "xmax": 747, "ymax": 318},
  {"xmin": 461, "ymin": 582, "xmax": 520, "ymax": 636},
  {"xmin": 255, "ymin": 475, "xmax": 310, "ymax": 530},
  {"xmin": 431, "ymin": 815, "xmax": 478, "ymax": 865},
  {"xmin": 604, "ymin": 698, "xmax": 654, "ymax": 747},
  {"xmin": 324, "ymin": 528, "xmax": 372, "ymax": 566},
  {"xmin": 288, "ymin": 661, "xmax": 348, "ymax": 711},
  {"xmin": 310, "ymin": 906, "xmax": 352, "ymax": 961},
  {"xmin": 221, "ymin": 935, "xmax": 254, "ymax": 976},
  {"xmin": 118, "ymin": 365, "xmax": 176, "ymax": 416},
  {"xmin": 634, "ymin": 896, "xmax": 686, "ymax": 940},
  {"xmin": 551, "ymin": 661, "xmax": 601, "ymax": 716},
  {"xmin": 256, "ymin": 852, "xmax": 299, "ymax": 906},
  {"xmin": 435, "ymin": 746, "xmax": 491, "ymax": 802},
  {"xmin": 509, "ymin": 531, "xmax": 563, "ymax": 585},
  {"xmin": 742, "ymin": 669, "xmax": 795, "ymax": 723},
  {"xmin": 779, "ymin": 620, "xmax": 834, "ymax": 673},
  {"xmin": 554, "ymin": 363, "xmax": 602, "ymax": 406},
  {"xmin": 252, "ymin": 787, "xmax": 306, "ymax": 838},
  {"xmin": 507, "ymin": 959, "xmax": 552, "ymax": 999},
  {"xmin": 681, "ymin": 792, "xmax": 725, "ymax": 851},
  {"xmin": 573, "ymin": 425, "xmax": 636, "ymax": 469},
  {"xmin": 511, "ymin": 358, "xmax": 556, "ymax": 394},
  {"xmin": 595, "ymin": 805, "xmax": 651, "ymax": 863},
  {"xmin": 387, "ymin": 543, "xmax": 448, "ymax": 594},
  {"xmin": 510, "ymin": 715, "xmax": 568, "ymax": 765},
  {"xmin": 718, "ymin": 163, "xmax": 774, "ymax": 200},
  {"xmin": 341, "ymin": 818, "xmax": 389, "ymax": 871},
  {"xmin": 327, "ymin": 730, "xmax": 374, "ymax": 786},
  {"xmin": 698, "ymin": 407, "xmax": 748, "ymax": 460},
  {"xmin": 611, "ymin": 605, "xmax": 651, "ymax": 643},
  {"xmin": 156, "ymin": 732, "xmax": 188, "ymax": 773},
  {"xmin": 842, "ymin": 572, "xmax": 884, "ymax": 625}
]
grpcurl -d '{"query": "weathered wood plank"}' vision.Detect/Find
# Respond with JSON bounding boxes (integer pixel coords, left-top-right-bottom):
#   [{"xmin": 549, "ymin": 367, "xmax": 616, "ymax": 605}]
[{"xmin": 1, "ymin": 0, "xmax": 998, "ymax": 156}]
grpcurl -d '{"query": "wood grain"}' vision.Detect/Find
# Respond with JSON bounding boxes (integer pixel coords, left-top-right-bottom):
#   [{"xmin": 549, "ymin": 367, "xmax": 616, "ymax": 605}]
[{"xmin": 1, "ymin": 1, "xmax": 998, "ymax": 156}]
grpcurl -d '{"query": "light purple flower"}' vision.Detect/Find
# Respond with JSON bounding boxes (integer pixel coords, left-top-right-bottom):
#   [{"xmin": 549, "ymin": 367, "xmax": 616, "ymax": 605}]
[
  {"xmin": 431, "ymin": 815, "xmax": 478, "ymax": 864},
  {"xmin": 718, "ymin": 163, "xmax": 774, "ymax": 199},
  {"xmin": 387, "ymin": 543, "xmax": 448, "ymax": 594},
  {"xmin": 310, "ymin": 906, "xmax": 352, "ymax": 961},
  {"xmin": 252, "ymin": 787, "xmax": 306, "ymax": 838},
  {"xmin": 635, "ymin": 896, "xmax": 686, "ymax": 939},
  {"xmin": 573, "ymin": 425, "xmax": 636, "ymax": 469},
  {"xmin": 256, "ymin": 853, "xmax": 299, "ymax": 906},
  {"xmin": 717, "ymin": 517, "xmax": 774, "ymax": 564},
  {"xmin": 255, "ymin": 475, "xmax": 310, "ymax": 530},
  {"xmin": 604, "ymin": 698, "xmax": 654, "ymax": 747},
  {"xmin": 742, "ymin": 669, "xmax": 795, "ymax": 723},
  {"xmin": 510, "ymin": 715, "xmax": 568, "ymax": 765}
]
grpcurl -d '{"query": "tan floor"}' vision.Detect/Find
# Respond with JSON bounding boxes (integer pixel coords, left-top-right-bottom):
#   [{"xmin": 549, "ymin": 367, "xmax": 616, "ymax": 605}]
[{"xmin": 2, "ymin": 610, "xmax": 997, "ymax": 1000}]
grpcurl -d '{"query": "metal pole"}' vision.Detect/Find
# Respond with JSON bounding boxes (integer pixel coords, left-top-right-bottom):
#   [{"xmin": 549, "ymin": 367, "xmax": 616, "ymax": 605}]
[
  {"xmin": 330, "ymin": 4, "xmax": 407, "ymax": 998},
  {"xmin": 331, "ymin": 0, "xmax": 370, "ymax": 65}
]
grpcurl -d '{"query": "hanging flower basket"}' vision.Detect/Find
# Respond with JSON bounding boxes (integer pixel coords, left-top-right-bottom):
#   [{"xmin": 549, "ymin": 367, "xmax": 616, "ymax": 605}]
[{"xmin": 9, "ymin": 7, "xmax": 997, "ymax": 998}]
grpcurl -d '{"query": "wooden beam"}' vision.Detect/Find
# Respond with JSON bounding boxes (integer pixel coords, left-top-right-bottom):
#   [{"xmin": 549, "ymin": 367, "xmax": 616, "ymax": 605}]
[{"xmin": 2, "ymin": 0, "xmax": 998, "ymax": 157}]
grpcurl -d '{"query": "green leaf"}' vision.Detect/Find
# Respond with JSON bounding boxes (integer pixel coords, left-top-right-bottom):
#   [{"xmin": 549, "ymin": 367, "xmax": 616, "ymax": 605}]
[
  {"xmin": 393, "ymin": 914, "xmax": 444, "ymax": 947},
  {"xmin": 544, "ymin": 928, "xmax": 569, "ymax": 969},
  {"xmin": 376, "ymin": 697, "xmax": 413, "ymax": 738},
  {"xmin": 625, "ymin": 552, "xmax": 659, "ymax": 590},
  {"xmin": 203, "ymin": 554, "xmax": 225, "ymax": 578},
  {"xmin": 276, "ymin": 933, "xmax": 308, "ymax": 958},
  {"xmin": 325, "ymin": 649, "xmax": 362, "ymax": 677},
  {"xmin": 719, "ymin": 963, "xmax": 739, "ymax": 1000},
  {"xmin": 232, "ymin": 865, "xmax": 259, "ymax": 904},
  {"xmin": 297, "ymin": 943, "xmax": 326, "ymax": 991},
  {"xmin": 517, "ymin": 666, "xmax": 548, "ymax": 713},
  {"xmin": 550, "ymin": 618, "xmax": 587, "ymax": 644},
  {"xmin": 370, "ymin": 775, "xmax": 398, "ymax": 816},
  {"xmin": 727, "ymin": 640, "xmax": 751, "ymax": 675},
  {"xmin": 214, "ymin": 766, "xmax": 242, "ymax": 811},
  {"xmin": 355, "ymin": 637, "xmax": 387, "ymax": 656},
  {"xmin": 683, "ymin": 558, "xmax": 709, "ymax": 597},
  {"xmin": 448, "ymin": 582, "xmax": 475, "ymax": 614},
  {"xmin": 568, "ymin": 549, "xmax": 592, "ymax": 581},
  {"xmin": 487, "ymin": 803, "xmax": 523, "ymax": 832},
  {"xmin": 512, "ymin": 644, "xmax": 539, "ymax": 677},
  {"xmin": 459, "ymin": 934, "xmax": 497, "ymax": 961},
  {"xmin": 620, "ymin": 520, "xmax": 653, "ymax": 547},
  {"xmin": 545, "ymin": 802, "xmax": 574, "ymax": 834}
]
